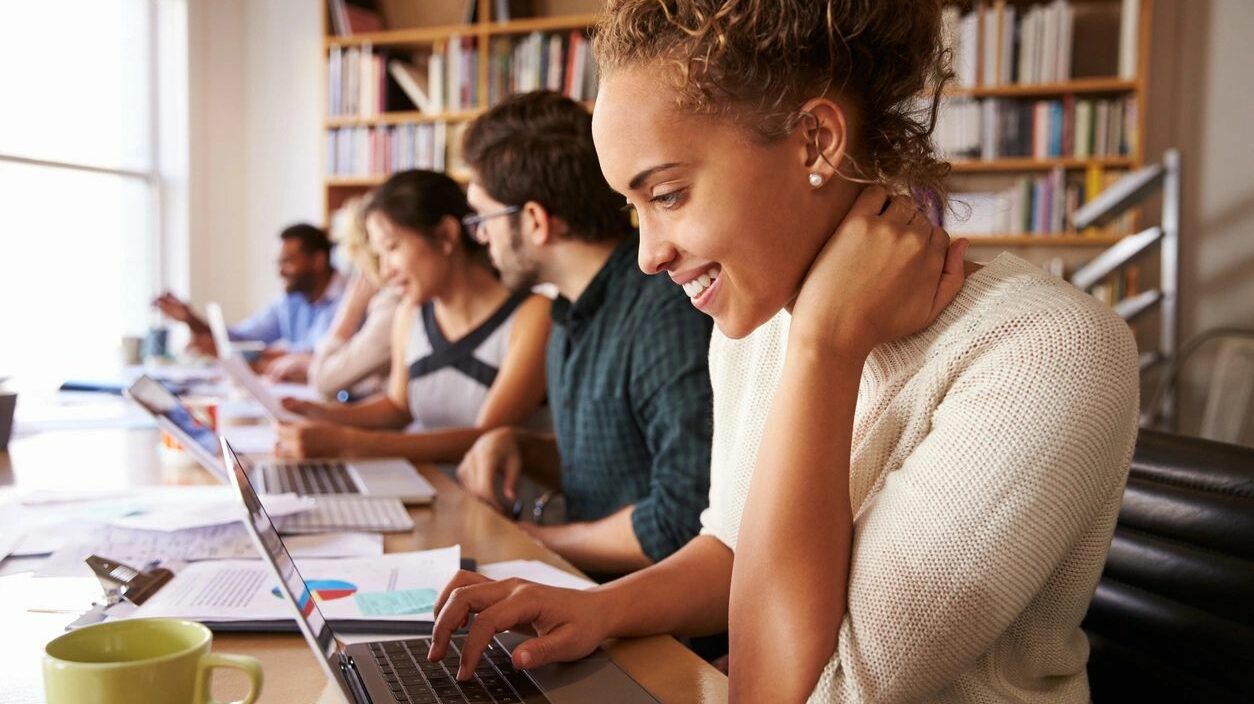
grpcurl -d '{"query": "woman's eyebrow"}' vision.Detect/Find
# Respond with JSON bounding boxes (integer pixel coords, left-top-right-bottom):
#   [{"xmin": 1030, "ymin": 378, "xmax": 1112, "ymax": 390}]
[{"xmin": 628, "ymin": 162, "xmax": 685, "ymax": 191}]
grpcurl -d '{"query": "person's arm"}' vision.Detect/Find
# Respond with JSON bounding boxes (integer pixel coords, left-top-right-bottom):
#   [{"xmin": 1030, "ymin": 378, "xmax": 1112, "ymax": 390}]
[
  {"xmin": 308, "ymin": 285, "xmax": 397, "ymax": 396},
  {"xmin": 153, "ymin": 293, "xmax": 211, "ymax": 334},
  {"xmin": 470, "ymin": 294, "xmax": 551, "ymax": 428},
  {"xmin": 730, "ymin": 189, "xmax": 966, "ymax": 702},
  {"xmin": 517, "ymin": 505, "xmax": 648, "ymax": 574},
  {"xmin": 326, "ymin": 294, "xmax": 551, "ymax": 463},
  {"xmin": 229, "ymin": 299, "xmax": 283, "ymax": 345},
  {"xmin": 456, "ymin": 427, "xmax": 562, "ymax": 512},
  {"xmin": 801, "ymin": 301, "xmax": 1138, "ymax": 702},
  {"xmin": 520, "ymin": 293, "xmax": 714, "ymax": 573}
]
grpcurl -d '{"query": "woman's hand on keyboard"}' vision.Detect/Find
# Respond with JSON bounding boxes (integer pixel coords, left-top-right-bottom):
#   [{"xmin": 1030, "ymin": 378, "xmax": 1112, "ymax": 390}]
[{"xmin": 429, "ymin": 570, "xmax": 610, "ymax": 681}]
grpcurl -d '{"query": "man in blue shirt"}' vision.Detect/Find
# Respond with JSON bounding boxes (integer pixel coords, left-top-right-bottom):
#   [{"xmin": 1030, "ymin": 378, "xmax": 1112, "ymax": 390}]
[{"xmin": 154, "ymin": 223, "xmax": 345, "ymax": 377}]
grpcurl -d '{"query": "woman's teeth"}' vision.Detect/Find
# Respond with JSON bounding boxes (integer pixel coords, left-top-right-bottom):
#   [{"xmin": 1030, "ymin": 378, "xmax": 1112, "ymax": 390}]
[{"xmin": 682, "ymin": 268, "xmax": 720, "ymax": 299}]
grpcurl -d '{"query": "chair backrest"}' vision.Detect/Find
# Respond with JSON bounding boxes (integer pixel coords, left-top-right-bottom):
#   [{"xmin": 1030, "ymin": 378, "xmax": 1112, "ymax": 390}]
[
  {"xmin": 1200, "ymin": 337, "xmax": 1254, "ymax": 446},
  {"xmin": 1083, "ymin": 429, "xmax": 1254, "ymax": 702}
]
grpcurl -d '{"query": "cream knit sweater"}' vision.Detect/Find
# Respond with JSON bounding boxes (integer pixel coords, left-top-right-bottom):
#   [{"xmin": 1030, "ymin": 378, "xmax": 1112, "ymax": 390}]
[{"xmin": 701, "ymin": 253, "xmax": 1140, "ymax": 703}]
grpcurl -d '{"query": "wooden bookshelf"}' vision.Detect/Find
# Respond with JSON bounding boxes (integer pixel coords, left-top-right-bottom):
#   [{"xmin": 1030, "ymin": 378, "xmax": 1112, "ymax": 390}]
[
  {"xmin": 963, "ymin": 234, "xmax": 1126, "ymax": 247},
  {"xmin": 950, "ymin": 156, "xmax": 1136, "ymax": 173},
  {"xmin": 946, "ymin": 77, "xmax": 1137, "ymax": 99},
  {"xmin": 941, "ymin": 0, "xmax": 1152, "ymax": 254},
  {"xmin": 321, "ymin": 0, "xmax": 604, "ymax": 222},
  {"xmin": 321, "ymin": 0, "xmax": 1153, "ymax": 256}
]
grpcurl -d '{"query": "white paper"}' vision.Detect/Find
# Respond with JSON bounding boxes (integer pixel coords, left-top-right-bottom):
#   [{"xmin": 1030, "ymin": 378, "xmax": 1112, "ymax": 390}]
[
  {"xmin": 219, "ymin": 424, "xmax": 277, "ymax": 455},
  {"xmin": 108, "ymin": 492, "xmax": 314, "ymax": 532},
  {"xmin": 479, "ymin": 560, "xmax": 596, "ymax": 591},
  {"xmin": 35, "ymin": 525, "xmax": 384, "ymax": 578},
  {"xmin": 129, "ymin": 546, "xmax": 461, "ymax": 622},
  {"xmin": 218, "ymin": 356, "xmax": 301, "ymax": 423}
]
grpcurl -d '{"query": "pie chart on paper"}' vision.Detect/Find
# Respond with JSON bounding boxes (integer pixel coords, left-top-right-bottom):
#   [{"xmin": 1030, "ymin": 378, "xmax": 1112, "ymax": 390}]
[{"xmin": 273, "ymin": 579, "xmax": 358, "ymax": 616}]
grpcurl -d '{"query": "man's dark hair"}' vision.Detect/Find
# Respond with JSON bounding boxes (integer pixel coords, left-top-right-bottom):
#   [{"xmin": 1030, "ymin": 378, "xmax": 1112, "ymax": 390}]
[
  {"xmin": 364, "ymin": 169, "xmax": 480, "ymax": 252},
  {"xmin": 280, "ymin": 223, "xmax": 333, "ymax": 257},
  {"xmin": 463, "ymin": 90, "xmax": 633, "ymax": 244}
]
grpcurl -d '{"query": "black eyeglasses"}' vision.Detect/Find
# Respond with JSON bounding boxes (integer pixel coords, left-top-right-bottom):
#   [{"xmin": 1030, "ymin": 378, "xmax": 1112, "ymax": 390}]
[{"xmin": 461, "ymin": 206, "xmax": 521, "ymax": 243}]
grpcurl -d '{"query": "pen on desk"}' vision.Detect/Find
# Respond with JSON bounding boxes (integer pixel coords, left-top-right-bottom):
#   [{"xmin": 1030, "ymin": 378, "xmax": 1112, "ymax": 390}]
[{"xmin": 27, "ymin": 608, "xmax": 87, "ymax": 615}]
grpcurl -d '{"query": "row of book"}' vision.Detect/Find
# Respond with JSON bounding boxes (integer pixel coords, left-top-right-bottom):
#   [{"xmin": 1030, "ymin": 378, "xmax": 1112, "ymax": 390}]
[
  {"xmin": 486, "ymin": 31, "xmax": 599, "ymax": 106},
  {"xmin": 945, "ymin": 166, "xmax": 1134, "ymax": 237},
  {"xmin": 934, "ymin": 95, "xmax": 1136, "ymax": 162},
  {"xmin": 943, "ymin": 0, "xmax": 1141, "ymax": 87},
  {"xmin": 326, "ymin": 124, "xmax": 449, "ymax": 178},
  {"xmin": 327, "ymin": 31, "xmax": 598, "ymax": 118},
  {"xmin": 1033, "ymin": 257, "xmax": 1142, "ymax": 308}
]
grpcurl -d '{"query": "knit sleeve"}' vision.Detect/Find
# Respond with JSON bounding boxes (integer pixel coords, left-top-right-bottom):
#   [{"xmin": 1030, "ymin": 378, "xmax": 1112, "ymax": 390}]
[
  {"xmin": 309, "ymin": 289, "xmax": 398, "ymax": 396},
  {"xmin": 808, "ymin": 301, "xmax": 1139, "ymax": 703}
]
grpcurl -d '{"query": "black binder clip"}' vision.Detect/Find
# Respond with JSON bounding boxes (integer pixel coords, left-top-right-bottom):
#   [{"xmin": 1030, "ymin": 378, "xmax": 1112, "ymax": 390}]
[{"xmin": 85, "ymin": 554, "xmax": 174, "ymax": 606}]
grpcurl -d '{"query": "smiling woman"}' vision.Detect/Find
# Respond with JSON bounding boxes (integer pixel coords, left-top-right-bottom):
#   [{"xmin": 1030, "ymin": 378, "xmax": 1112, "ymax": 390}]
[
  {"xmin": 425, "ymin": 2, "xmax": 1140, "ymax": 702},
  {"xmin": 273, "ymin": 170, "xmax": 552, "ymax": 467}
]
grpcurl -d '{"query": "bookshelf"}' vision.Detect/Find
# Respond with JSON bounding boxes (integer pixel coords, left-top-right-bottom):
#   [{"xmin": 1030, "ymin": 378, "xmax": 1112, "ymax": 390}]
[
  {"xmin": 319, "ymin": 1, "xmax": 1153, "ymax": 268},
  {"xmin": 938, "ymin": 0, "xmax": 1152, "ymax": 256},
  {"xmin": 321, "ymin": 0, "xmax": 604, "ymax": 218}
]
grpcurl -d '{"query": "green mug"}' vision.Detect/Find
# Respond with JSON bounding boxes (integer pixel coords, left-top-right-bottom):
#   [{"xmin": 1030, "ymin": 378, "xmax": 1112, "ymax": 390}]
[{"xmin": 43, "ymin": 618, "xmax": 263, "ymax": 704}]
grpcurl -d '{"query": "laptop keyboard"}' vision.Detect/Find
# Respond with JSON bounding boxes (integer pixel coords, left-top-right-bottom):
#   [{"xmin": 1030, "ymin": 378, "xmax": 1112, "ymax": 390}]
[
  {"xmin": 369, "ymin": 635, "xmax": 551, "ymax": 703},
  {"xmin": 263, "ymin": 460, "xmax": 361, "ymax": 495},
  {"xmin": 275, "ymin": 495, "xmax": 414, "ymax": 533}
]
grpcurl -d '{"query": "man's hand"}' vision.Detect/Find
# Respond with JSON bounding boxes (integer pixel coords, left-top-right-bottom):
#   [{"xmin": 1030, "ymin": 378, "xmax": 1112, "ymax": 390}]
[
  {"xmin": 152, "ymin": 292, "xmax": 196, "ymax": 324},
  {"xmin": 456, "ymin": 428, "xmax": 523, "ymax": 512}
]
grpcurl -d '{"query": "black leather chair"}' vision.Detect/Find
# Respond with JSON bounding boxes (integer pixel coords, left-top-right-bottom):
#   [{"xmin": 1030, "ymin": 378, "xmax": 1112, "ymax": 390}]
[{"xmin": 1083, "ymin": 429, "xmax": 1254, "ymax": 702}]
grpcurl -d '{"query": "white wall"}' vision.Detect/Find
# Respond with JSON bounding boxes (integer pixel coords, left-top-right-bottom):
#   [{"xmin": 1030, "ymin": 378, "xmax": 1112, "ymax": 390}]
[
  {"xmin": 1146, "ymin": 0, "xmax": 1254, "ymax": 433},
  {"xmin": 186, "ymin": 0, "xmax": 322, "ymax": 323}
]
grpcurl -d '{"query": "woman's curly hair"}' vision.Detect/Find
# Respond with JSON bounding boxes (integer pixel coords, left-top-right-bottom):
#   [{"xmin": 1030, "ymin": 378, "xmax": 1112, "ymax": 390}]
[{"xmin": 593, "ymin": 0, "xmax": 953, "ymax": 199}]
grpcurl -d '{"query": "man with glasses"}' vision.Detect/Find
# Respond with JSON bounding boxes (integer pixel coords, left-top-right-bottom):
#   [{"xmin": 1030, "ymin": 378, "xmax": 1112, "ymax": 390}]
[{"xmin": 457, "ymin": 91, "xmax": 714, "ymax": 578}]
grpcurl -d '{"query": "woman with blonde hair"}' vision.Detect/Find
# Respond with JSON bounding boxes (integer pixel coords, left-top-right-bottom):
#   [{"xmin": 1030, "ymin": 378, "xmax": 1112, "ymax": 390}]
[
  {"xmin": 427, "ymin": 1, "xmax": 1139, "ymax": 701},
  {"xmin": 303, "ymin": 194, "xmax": 402, "ymax": 398}
]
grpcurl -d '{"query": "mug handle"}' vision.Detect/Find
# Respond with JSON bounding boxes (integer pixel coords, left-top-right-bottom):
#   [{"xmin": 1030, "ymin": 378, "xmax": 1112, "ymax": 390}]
[{"xmin": 195, "ymin": 652, "xmax": 264, "ymax": 704}]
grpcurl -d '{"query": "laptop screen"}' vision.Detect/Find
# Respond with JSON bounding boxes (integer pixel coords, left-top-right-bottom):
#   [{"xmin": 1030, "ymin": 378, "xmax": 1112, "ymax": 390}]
[
  {"xmin": 221, "ymin": 439, "xmax": 340, "ymax": 665},
  {"xmin": 127, "ymin": 376, "xmax": 219, "ymax": 459}
]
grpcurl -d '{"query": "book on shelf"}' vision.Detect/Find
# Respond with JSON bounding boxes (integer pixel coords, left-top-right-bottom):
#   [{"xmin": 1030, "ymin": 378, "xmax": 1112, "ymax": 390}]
[
  {"xmin": 327, "ymin": 123, "xmax": 448, "ymax": 178},
  {"xmin": 944, "ymin": 0, "xmax": 1077, "ymax": 87},
  {"xmin": 935, "ymin": 95, "xmax": 1134, "ymax": 161},
  {"xmin": 487, "ymin": 30, "xmax": 598, "ymax": 106},
  {"xmin": 492, "ymin": 0, "xmax": 532, "ymax": 22},
  {"xmin": 945, "ymin": 165, "xmax": 1135, "ymax": 238},
  {"xmin": 329, "ymin": 0, "xmax": 383, "ymax": 37},
  {"xmin": 328, "ymin": 45, "xmax": 386, "ymax": 118},
  {"xmin": 1118, "ymin": 0, "xmax": 1140, "ymax": 79},
  {"xmin": 388, "ymin": 59, "xmax": 433, "ymax": 113}
]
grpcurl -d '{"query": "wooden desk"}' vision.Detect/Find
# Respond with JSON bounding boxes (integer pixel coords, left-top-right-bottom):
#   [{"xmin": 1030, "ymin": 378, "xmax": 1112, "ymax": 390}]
[{"xmin": 0, "ymin": 427, "xmax": 728, "ymax": 703}]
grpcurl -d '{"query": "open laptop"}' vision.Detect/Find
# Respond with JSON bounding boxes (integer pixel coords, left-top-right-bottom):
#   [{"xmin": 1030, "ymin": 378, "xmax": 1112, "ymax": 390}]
[
  {"xmin": 127, "ymin": 375, "xmax": 435, "ymax": 505},
  {"xmin": 206, "ymin": 301, "xmax": 301, "ymax": 423},
  {"xmin": 224, "ymin": 437, "xmax": 660, "ymax": 704}
]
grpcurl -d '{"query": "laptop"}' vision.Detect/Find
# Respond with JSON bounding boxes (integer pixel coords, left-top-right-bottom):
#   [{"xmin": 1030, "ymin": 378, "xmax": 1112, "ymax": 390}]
[
  {"xmin": 224, "ymin": 437, "xmax": 661, "ymax": 704},
  {"xmin": 206, "ymin": 301, "xmax": 301, "ymax": 423},
  {"xmin": 126, "ymin": 375, "xmax": 435, "ymax": 505}
]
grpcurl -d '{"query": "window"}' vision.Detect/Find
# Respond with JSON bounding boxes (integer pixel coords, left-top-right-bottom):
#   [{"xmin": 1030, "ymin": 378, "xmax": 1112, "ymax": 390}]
[{"xmin": 0, "ymin": 0, "xmax": 186, "ymax": 383}]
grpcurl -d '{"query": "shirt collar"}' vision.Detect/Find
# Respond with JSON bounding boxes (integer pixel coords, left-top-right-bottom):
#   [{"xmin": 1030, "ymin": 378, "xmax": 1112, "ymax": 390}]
[{"xmin": 551, "ymin": 235, "xmax": 638, "ymax": 326}]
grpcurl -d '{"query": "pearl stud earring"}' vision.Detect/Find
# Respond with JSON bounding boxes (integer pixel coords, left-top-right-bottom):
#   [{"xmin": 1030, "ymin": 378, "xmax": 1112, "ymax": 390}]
[{"xmin": 808, "ymin": 172, "xmax": 824, "ymax": 188}]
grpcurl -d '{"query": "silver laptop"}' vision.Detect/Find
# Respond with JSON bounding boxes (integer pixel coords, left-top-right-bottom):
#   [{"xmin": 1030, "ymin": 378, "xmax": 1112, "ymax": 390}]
[
  {"xmin": 224, "ymin": 438, "xmax": 660, "ymax": 704},
  {"xmin": 206, "ymin": 301, "xmax": 305, "ymax": 423},
  {"xmin": 127, "ymin": 375, "xmax": 435, "ymax": 505}
]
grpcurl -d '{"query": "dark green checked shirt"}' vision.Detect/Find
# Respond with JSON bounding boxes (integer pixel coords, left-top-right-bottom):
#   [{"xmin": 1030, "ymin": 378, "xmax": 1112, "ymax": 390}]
[{"xmin": 546, "ymin": 235, "xmax": 714, "ymax": 563}]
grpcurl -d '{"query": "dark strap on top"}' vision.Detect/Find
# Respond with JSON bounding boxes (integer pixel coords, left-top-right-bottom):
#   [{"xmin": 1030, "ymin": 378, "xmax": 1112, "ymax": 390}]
[{"xmin": 408, "ymin": 290, "xmax": 530, "ymax": 387}]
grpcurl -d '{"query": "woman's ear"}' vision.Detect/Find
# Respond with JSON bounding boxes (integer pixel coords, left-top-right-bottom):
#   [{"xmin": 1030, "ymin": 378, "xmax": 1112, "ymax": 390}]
[
  {"xmin": 797, "ymin": 97, "xmax": 850, "ymax": 188},
  {"xmin": 437, "ymin": 215, "xmax": 461, "ymax": 255}
]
